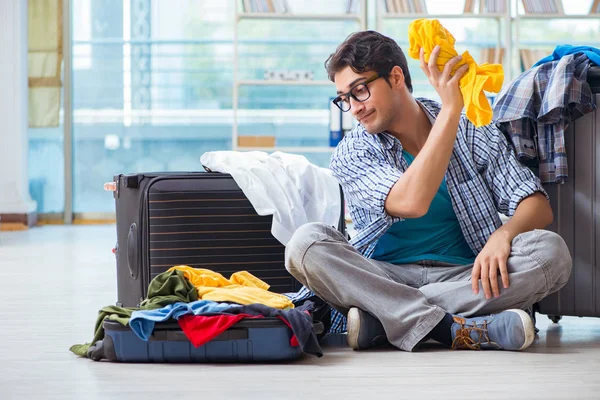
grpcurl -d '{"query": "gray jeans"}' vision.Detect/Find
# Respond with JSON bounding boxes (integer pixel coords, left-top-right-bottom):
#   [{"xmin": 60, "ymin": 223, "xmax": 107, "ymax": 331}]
[{"xmin": 285, "ymin": 222, "xmax": 572, "ymax": 351}]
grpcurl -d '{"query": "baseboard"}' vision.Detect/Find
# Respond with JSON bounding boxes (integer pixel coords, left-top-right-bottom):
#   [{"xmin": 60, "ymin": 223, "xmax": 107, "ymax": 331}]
[{"xmin": 0, "ymin": 212, "xmax": 37, "ymax": 230}]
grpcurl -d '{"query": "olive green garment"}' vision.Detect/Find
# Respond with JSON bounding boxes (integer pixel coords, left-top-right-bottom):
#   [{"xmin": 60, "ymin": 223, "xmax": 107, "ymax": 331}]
[{"xmin": 69, "ymin": 269, "xmax": 198, "ymax": 357}]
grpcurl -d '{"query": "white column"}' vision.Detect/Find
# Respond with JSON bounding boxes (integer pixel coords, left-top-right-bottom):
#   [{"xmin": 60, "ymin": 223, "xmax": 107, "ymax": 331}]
[{"xmin": 0, "ymin": 0, "xmax": 37, "ymax": 225}]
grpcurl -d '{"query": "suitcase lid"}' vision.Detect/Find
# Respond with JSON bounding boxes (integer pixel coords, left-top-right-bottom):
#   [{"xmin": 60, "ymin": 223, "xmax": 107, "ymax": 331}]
[
  {"xmin": 103, "ymin": 317, "xmax": 286, "ymax": 332},
  {"xmin": 112, "ymin": 172, "xmax": 230, "ymax": 189},
  {"xmin": 103, "ymin": 317, "xmax": 324, "ymax": 336}
]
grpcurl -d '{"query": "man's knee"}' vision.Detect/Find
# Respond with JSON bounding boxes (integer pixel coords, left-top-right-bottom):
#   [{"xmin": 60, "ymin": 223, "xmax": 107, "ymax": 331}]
[
  {"xmin": 284, "ymin": 222, "xmax": 334, "ymax": 278},
  {"xmin": 533, "ymin": 230, "xmax": 573, "ymax": 288}
]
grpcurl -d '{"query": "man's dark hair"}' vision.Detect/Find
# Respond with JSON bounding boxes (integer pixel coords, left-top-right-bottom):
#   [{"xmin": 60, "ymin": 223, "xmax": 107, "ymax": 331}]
[{"xmin": 325, "ymin": 30, "xmax": 413, "ymax": 93}]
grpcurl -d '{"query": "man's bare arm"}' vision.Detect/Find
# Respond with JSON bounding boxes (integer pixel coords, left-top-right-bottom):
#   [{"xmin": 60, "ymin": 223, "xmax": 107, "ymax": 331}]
[{"xmin": 385, "ymin": 46, "xmax": 468, "ymax": 218}]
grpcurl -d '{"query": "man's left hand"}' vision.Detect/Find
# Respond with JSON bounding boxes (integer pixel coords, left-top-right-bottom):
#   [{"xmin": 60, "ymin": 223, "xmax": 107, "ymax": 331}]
[{"xmin": 471, "ymin": 230, "xmax": 512, "ymax": 299}]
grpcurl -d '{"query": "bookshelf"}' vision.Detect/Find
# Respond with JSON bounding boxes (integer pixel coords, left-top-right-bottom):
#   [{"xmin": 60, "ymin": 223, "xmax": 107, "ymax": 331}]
[
  {"xmin": 229, "ymin": 0, "xmax": 599, "ymax": 153},
  {"xmin": 516, "ymin": 0, "xmax": 599, "ymax": 18},
  {"xmin": 377, "ymin": 0, "xmax": 599, "ymax": 83},
  {"xmin": 232, "ymin": 0, "xmax": 366, "ymax": 153},
  {"xmin": 237, "ymin": 12, "xmax": 363, "ymax": 20},
  {"xmin": 515, "ymin": 0, "xmax": 600, "ymax": 70}
]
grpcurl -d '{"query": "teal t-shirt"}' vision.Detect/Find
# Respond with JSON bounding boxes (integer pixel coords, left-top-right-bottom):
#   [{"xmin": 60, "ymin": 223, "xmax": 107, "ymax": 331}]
[{"xmin": 371, "ymin": 150, "xmax": 476, "ymax": 265}]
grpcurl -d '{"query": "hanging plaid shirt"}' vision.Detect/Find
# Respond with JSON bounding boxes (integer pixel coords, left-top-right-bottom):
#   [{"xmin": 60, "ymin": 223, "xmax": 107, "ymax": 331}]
[
  {"xmin": 493, "ymin": 53, "xmax": 597, "ymax": 184},
  {"xmin": 330, "ymin": 98, "xmax": 547, "ymax": 259}
]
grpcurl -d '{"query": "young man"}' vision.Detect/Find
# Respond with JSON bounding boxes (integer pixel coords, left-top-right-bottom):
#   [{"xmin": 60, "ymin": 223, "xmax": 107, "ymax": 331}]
[{"xmin": 284, "ymin": 31, "xmax": 573, "ymax": 352}]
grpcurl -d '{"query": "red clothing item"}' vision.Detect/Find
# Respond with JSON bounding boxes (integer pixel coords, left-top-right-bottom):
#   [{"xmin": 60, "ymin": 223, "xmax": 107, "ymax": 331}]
[
  {"xmin": 178, "ymin": 314, "xmax": 302, "ymax": 348},
  {"xmin": 178, "ymin": 314, "xmax": 263, "ymax": 347}
]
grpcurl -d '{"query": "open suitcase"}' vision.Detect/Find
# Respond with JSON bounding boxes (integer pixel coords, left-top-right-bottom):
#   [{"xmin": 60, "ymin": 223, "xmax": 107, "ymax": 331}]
[
  {"xmin": 103, "ymin": 171, "xmax": 344, "ymax": 362},
  {"xmin": 102, "ymin": 318, "xmax": 323, "ymax": 363},
  {"xmin": 535, "ymin": 67, "xmax": 600, "ymax": 322}
]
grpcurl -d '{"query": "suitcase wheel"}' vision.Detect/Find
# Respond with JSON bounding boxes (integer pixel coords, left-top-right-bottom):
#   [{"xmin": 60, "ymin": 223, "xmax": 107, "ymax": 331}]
[{"xmin": 548, "ymin": 315, "xmax": 562, "ymax": 324}]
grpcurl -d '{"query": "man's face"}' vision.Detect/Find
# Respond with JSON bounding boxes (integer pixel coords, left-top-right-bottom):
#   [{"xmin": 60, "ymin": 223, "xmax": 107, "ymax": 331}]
[{"xmin": 333, "ymin": 66, "xmax": 394, "ymax": 134}]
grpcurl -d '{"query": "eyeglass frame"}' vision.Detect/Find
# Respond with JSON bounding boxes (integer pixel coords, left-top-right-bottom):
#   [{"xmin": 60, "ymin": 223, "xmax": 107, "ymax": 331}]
[{"xmin": 332, "ymin": 73, "xmax": 385, "ymax": 112}]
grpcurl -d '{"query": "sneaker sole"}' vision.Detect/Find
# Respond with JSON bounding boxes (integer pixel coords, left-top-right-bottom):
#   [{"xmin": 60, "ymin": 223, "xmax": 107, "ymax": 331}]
[
  {"xmin": 508, "ymin": 309, "xmax": 536, "ymax": 350},
  {"xmin": 347, "ymin": 307, "xmax": 361, "ymax": 350}
]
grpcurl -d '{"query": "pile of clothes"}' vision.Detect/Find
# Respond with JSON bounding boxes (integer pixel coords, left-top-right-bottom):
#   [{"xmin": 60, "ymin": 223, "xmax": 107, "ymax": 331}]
[{"xmin": 70, "ymin": 266, "xmax": 324, "ymax": 360}]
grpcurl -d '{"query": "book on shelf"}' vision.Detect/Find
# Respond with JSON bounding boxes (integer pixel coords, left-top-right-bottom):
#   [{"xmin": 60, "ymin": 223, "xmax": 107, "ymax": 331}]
[
  {"xmin": 479, "ymin": 47, "xmax": 505, "ymax": 64},
  {"xmin": 241, "ymin": 0, "xmax": 359, "ymax": 14},
  {"xmin": 384, "ymin": 0, "xmax": 428, "ymax": 14},
  {"xmin": 329, "ymin": 98, "xmax": 343, "ymax": 147},
  {"xmin": 464, "ymin": 0, "xmax": 507, "ymax": 14},
  {"xmin": 341, "ymin": 107, "xmax": 354, "ymax": 136},
  {"xmin": 241, "ymin": 0, "xmax": 288, "ymax": 13},
  {"xmin": 328, "ymin": 98, "xmax": 355, "ymax": 147},
  {"xmin": 519, "ymin": 49, "xmax": 549, "ymax": 70},
  {"xmin": 464, "ymin": 0, "xmax": 475, "ymax": 13},
  {"xmin": 478, "ymin": 0, "xmax": 507, "ymax": 14},
  {"xmin": 346, "ymin": 0, "xmax": 359, "ymax": 14},
  {"xmin": 520, "ymin": 0, "xmax": 564, "ymax": 14}
]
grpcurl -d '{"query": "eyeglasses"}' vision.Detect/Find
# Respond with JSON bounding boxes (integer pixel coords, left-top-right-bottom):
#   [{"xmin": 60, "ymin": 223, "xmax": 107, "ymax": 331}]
[{"xmin": 332, "ymin": 73, "xmax": 383, "ymax": 112}]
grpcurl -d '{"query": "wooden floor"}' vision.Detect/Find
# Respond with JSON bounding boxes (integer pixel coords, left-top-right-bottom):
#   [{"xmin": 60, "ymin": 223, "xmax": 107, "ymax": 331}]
[{"xmin": 2, "ymin": 225, "xmax": 600, "ymax": 399}]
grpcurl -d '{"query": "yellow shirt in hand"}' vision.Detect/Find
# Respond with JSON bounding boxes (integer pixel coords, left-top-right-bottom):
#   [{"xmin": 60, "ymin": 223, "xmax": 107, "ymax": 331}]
[
  {"xmin": 407, "ymin": 18, "xmax": 504, "ymax": 127},
  {"xmin": 168, "ymin": 265, "xmax": 294, "ymax": 309}
]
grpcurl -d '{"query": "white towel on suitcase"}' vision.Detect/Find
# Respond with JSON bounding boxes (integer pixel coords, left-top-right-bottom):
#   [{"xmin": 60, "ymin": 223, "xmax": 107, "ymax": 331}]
[{"xmin": 200, "ymin": 151, "xmax": 342, "ymax": 246}]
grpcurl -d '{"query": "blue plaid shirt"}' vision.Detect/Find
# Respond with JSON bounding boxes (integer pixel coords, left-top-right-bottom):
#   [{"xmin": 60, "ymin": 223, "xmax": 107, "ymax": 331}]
[{"xmin": 330, "ymin": 98, "xmax": 548, "ymax": 258}]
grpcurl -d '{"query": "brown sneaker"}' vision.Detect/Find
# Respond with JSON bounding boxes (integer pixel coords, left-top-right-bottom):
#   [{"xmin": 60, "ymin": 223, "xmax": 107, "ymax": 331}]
[{"xmin": 451, "ymin": 309, "xmax": 535, "ymax": 351}]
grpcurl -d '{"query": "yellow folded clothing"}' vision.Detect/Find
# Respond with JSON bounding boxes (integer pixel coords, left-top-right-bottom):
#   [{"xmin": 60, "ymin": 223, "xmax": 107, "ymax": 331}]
[
  {"xmin": 168, "ymin": 265, "xmax": 294, "ymax": 309},
  {"xmin": 407, "ymin": 18, "xmax": 504, "ymax": 127}
]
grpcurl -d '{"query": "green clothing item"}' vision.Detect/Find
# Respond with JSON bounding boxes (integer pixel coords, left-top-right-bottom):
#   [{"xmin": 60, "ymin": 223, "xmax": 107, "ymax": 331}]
[
  {"xmin": 141, "ymin": 268, "xmax": 198, "ymax": 308},
  {"xmin": 69, "ymin": 306, "xmax": 134, "ymax": 356},
  {"xmin": 70, "ymin": 269, "xmax": 198, "ymax": 357}
]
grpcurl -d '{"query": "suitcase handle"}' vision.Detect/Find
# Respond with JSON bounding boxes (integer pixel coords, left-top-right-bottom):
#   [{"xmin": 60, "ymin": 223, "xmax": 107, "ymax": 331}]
[
  {"xmin": 150, "ymin": 328, "xmax": 249, "ymax": 342},
  {"xmin": 127, "ymin": 223, "xmax": 139, "ymax": 279}
]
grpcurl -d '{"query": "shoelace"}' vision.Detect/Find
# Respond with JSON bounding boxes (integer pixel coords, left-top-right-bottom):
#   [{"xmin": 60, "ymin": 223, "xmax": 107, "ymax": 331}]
[{"xmin": 451, "ymin": 319, "xmax": 492, "ymax": 350}]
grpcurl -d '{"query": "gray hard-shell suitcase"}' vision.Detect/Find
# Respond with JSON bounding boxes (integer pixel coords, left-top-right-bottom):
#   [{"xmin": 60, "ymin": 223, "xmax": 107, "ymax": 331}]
[
  {"xmin": 535, "ymin": 66, "xmax": 600, "ymax": 322},
  {"xmin": 107, "ymin": 171, "xmax": 346, "ymax": 308}
]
